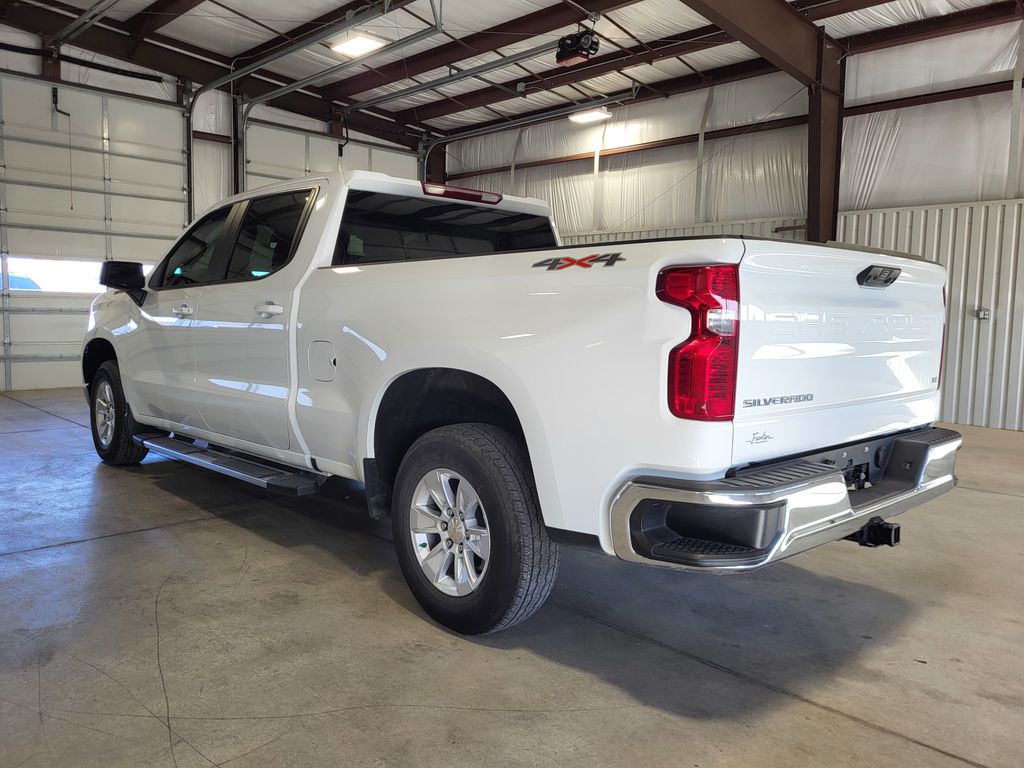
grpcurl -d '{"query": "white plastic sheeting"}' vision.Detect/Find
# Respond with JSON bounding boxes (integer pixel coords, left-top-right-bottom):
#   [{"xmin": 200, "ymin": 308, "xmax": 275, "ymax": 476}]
[
  {"xmin": 448, "ymin": 22, "xmax": 1024, "ymax": 237},
  {"xmin": 842, "ymin": 91, "xmax": 1013, "ymax": 210},
  {"xmin": 193, "ymin": 139, "xmax": 231, "ymax": 215}
]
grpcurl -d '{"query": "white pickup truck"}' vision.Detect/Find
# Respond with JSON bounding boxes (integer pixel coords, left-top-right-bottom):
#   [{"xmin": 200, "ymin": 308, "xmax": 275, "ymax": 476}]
[{"xmin": 82, "ymin": 171, "xmax": 962, "ymax": 634}]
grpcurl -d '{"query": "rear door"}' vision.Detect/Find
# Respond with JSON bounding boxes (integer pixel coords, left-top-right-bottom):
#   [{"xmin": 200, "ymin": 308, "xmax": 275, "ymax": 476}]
[
  {"xmin": 733, "ymin": 240, "xmax": 946, "ymax": 465},
  {"xmin": 128, "ymin": 204, "xmax": 236, "ymax": 427},
  {"xmin": 192, "ymin": 188, "xmax": 316, "ymax": 449}
]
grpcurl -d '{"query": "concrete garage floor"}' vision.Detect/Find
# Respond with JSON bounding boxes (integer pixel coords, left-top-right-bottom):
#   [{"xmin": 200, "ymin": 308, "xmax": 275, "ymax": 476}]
[{"xmin": 1, "ymin": 390, "xmax": 1021, "ymax": 768}]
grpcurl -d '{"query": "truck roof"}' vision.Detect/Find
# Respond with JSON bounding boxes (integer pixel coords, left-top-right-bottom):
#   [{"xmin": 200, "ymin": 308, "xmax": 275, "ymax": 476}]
[{"xmin": 208, "ymin": 170, "xmax": 553, "ymax": 222}]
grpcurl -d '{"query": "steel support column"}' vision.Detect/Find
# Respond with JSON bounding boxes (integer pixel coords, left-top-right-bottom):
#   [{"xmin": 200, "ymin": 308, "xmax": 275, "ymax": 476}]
[
  {"xmin": 807, "ymin": 33, "xmax": 845, "ymax": 242},
  {"xmin": 681, "ymin": 0, "xmax": 845, "ymax": 242}
]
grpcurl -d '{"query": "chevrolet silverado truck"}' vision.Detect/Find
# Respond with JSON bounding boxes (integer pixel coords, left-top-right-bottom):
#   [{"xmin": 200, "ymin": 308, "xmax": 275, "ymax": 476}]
[{"xmin": 82, "ymin": 171, "xmax": 962, "ymax": 634}]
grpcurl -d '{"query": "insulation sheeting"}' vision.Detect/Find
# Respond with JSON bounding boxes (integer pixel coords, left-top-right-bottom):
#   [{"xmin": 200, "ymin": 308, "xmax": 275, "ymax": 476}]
[{"xmin": 447, "ymin": 22, "xmax": 1024, "ymax": 237}]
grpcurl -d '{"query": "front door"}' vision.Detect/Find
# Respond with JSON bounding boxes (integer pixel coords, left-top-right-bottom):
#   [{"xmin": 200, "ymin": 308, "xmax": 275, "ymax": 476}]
[
  {"xmin": 192, "ymin": 188, "xmax": 315, "ymax": 450},
  {"xmin": 128, "ymin": 204, "xmax": 236, "ymax": 429}
]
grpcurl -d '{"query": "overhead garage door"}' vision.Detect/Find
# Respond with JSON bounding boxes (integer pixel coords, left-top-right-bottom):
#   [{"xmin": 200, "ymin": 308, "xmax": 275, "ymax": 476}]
[
  {"xmin": 0, "ymin": 73, "xmax": 185, "ymax": 390},
  {"xmin": 244, "ymin": 122, "xmax": 417, "ymax": 192}
]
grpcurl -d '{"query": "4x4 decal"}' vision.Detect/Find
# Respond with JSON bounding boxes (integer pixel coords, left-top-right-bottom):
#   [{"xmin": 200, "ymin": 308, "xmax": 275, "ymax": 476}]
[{"xmin": 532, "ymin": 253, "xmax": 625, "ymax": 271}]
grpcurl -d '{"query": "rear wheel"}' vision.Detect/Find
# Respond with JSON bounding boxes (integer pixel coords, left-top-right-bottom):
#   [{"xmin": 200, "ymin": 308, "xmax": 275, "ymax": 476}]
[
  {"xmin": 90, "ymin": 360, "xmax": 148, "ymax": 465},
  {"xmin": 391, "ymin": 423, "xmax": 559, "ymax": 634}
]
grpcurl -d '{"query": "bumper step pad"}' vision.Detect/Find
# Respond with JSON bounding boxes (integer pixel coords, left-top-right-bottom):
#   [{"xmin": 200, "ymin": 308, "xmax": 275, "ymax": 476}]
[{"xmin": 652, "ymin": 537, "xmax": 764, "ymax": 558}]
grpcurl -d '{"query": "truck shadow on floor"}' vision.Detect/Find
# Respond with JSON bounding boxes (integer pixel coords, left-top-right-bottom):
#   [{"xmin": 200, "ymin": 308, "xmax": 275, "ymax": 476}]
[{"xmin": 131, "ymin": 455, "xmax": 917, "ymax": 722}]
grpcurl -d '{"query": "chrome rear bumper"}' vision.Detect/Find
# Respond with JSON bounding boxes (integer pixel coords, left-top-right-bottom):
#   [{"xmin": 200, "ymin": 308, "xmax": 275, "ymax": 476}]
[{"xmin": 609, "ymin": 427, "xmax": 962, "ymax": 571}]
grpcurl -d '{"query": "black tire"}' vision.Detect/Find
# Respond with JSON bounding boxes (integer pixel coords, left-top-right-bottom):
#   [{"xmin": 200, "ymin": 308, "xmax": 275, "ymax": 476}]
[
  {"xmin": 391, "ymin": 424, "xmax": 559, "ymax": 634},
  {"xmin": 89, "ymin": 360, "xmax": 149, "ymax": 465}
]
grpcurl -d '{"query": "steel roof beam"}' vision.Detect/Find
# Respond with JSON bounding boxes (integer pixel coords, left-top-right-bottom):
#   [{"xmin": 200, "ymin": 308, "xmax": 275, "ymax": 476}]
[
  {"xmin": 845, "ymin": 0, "xmax": 1021, "ymax": 53},
  {"xmin": 679, "ymin": 0, "xmax": 836, "ymax": 86},
  {"xmin": 1, "ymin": 0, "xmax": 426, "ymax": 146},
  {"xmin": 396, "ymin": 24, "xmax": 730, "ymax": 123},
  {"xmin": 442, "ymin": 0, "xmax": 1023, "ymax": 137},
  {"xmin": 125, "ymin": 0, "xmax": 206, "ymax": 52},
  {"xmin": 44, "ymin": 0, "xmax": 121, "ymax": 48},
  {"xmin": 447, "ymin": 58, "xmax": 777, "ymax": 134},
  {"xmin": 321, "ymin": 0, "xmax": 645, "ymax": 101},
  {"xmin": 402, "ymin": 0, "xmax": 1024, "ymax": 142},
  {"xmin": 343, "ymin": 40, "xmax": 557, "ymax": 115},
  {"xmin": 397, "ymin": 0, "xmax": 893, "ymax": 124}
]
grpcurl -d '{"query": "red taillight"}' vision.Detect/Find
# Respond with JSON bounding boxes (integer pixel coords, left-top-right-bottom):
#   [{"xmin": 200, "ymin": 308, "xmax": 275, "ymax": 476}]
[
  {"xmin": 421, "ymin": 182, "xmax": 502, "ymax": 204},
  {"xmin": 657, "ymin": 265, "xmax": 740, "ymax": 421}
]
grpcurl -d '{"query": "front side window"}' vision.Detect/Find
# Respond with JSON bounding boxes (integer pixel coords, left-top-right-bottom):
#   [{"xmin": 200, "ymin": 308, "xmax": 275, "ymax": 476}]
[
  {"xmin": 334, "ymin": 191, "xmax": 557, "ymax": 265},
  {"xmin": 157, "ymin": 206, "xmax": 232, "ymax": 288},
  {"xmin": 224, "ymin": 190, "xmax": 313, "ymax": 282}
]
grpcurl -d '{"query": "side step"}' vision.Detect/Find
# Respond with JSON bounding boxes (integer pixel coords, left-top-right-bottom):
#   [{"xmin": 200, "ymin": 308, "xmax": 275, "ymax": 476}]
[{"xmin": 137, "ymin": 435, "xmax": 324, "ymax": 496}]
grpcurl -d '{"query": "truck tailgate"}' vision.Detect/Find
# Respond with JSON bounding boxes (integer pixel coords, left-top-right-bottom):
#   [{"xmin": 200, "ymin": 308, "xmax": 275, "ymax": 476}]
[{"xmin": 733, "ymin": 240, "xmax": 946, "ymax": 466}]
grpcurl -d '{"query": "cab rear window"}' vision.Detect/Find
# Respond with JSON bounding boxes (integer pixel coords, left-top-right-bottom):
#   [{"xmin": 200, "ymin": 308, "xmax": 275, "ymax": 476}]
[{"xmin": 334, "ymin": 190, "xmax": 556, "ymax": 265}]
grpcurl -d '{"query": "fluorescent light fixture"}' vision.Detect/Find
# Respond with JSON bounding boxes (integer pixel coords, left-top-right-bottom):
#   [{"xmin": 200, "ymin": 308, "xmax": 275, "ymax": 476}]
[
  {"xmin": 569, "ymin": 106, "xmax": 612, "ymax": 124},
  {"xmin": 331, "ymin": 30, "xmax": 387, "ymax": 58}
]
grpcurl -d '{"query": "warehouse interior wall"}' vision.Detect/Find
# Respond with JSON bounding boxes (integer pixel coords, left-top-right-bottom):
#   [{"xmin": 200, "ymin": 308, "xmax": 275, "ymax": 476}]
[
  {"xmin": 0, "ymin": 15, "xmax": 1021, "ymax": 432},
  {"xmin": 448, "ymin": 21, "xmax": 1024, "ymax": 235}
]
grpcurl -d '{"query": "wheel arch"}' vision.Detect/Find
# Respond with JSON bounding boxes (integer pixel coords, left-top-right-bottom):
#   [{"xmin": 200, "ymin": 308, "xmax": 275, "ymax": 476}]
[
  {"xmin": 82, "ymin": 336, "xmax": 117, "ymax": 391},
  {"xmin": 370, "ymin": 367, "xmax": 529, "ymax": 492}
]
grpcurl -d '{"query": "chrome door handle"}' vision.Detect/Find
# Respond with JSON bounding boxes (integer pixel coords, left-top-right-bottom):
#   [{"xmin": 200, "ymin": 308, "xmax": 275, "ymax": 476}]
[
  {"xmin": 255, "ymin": 301, "xmax": 284, "ymax": 318},
  {"xmin": 172, "ymin": 303, "xmax": 193, "ymax": 318}
]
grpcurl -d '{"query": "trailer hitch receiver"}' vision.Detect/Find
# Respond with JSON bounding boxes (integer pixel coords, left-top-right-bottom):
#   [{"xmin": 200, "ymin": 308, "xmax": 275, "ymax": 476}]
[{"xmin": 845, "ymin": 515, "xmax": 901, "ymax": 547}]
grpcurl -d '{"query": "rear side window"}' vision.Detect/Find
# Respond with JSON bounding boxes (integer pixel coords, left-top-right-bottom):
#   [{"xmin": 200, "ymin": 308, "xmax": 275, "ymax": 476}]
[
  {"xmin": 157, "ymin": 206, "xmax": 232, "ymax": 288},
  {"xmin": 334, "ymin": 190, "xmax": 557, "ymax": 265},
  {"xmin": 224, "ymin": 190, "xmax": 313, "ymax": 281}
]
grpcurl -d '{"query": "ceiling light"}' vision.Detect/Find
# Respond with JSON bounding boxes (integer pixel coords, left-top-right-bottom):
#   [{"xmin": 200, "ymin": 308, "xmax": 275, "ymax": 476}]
[
  {"xmin": 331, "ymin": 30, "xmax": 387, "ymax": 58},
  {"xmin": 569, "ymin": 106, "xmax": 612, "ymax": 124}
]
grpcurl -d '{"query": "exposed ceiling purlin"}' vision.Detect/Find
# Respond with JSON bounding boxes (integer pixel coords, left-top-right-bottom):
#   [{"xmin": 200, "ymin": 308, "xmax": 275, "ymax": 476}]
[
  {"xmin": 440, "ymin": 0, "xmax": 1023, "ymax": 137},
  {"xmin": 394, "ymin": 24, "xmax": 731, "ymax": 123},
  {"xmin": 391, "ymin": 0, "xmax": 958, "ymax": 125},
  {"xmin": 844, "ymin": 0, "xmax": 1022, "ymax": 52},
  {"xmin": 321, "ymin": 0, "xmax": 647, "ymax": 102},
  {"xmin": 795, "ymin": 0, "xmax": 903, "ymax": 20},
  {"xmin": 125, "ymin": 0, "xmax": 206, "ymax": 56},
  {"xmin": 450, "ymin": 58, "xmax": 779, "ymax": 134},
  {"xmin": 2, "ymin": 0, "xmax": 432, "ymax": 147},
  {"xmin": 44, "ymin": 0, "xmax": 121, "ymax": 48},
  {"xmin": 231, "ymin": 0, "xmax": 414, "ymax": 65},
  {"xmin": 512, "ymin": 58, "xmax": 598, "ymax": 104}
]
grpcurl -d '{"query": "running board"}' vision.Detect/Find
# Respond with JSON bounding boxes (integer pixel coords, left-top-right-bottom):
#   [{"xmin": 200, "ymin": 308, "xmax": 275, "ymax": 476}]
[{"xmin": 137, "ymin": 435, "xmax": 324, "ymax": 496}]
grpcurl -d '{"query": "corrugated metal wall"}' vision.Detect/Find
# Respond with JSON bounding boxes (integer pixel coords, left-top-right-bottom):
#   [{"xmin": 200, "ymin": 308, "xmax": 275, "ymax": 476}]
[
  {"xmin": 838, "ymin": 202, "xmax": 1024, "ymax": 431},
  {"xmin": 564, "ymin": 199, "xmax": 1024, "ymax": 431}
]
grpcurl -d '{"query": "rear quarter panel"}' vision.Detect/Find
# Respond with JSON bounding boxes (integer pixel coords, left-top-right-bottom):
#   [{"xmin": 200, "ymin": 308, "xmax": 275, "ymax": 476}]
[{"xmin": 295, "ymin": 239, "xmax": 747, "ymax": 550}]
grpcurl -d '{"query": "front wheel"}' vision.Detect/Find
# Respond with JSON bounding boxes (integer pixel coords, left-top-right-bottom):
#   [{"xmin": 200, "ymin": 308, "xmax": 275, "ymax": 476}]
[
  {"xmin": 90, "ymin": 360, "xmax": 148, "ymax": 465},
  {"xmin": 391, "ymin": 424, "xmax": 559, "ymax": 634}
]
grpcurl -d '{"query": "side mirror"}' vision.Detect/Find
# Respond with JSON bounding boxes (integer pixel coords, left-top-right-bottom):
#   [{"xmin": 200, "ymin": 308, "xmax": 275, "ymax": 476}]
[{"xmin": 99, "ymin": 261, "xmax": 145, "ymax": 292}]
